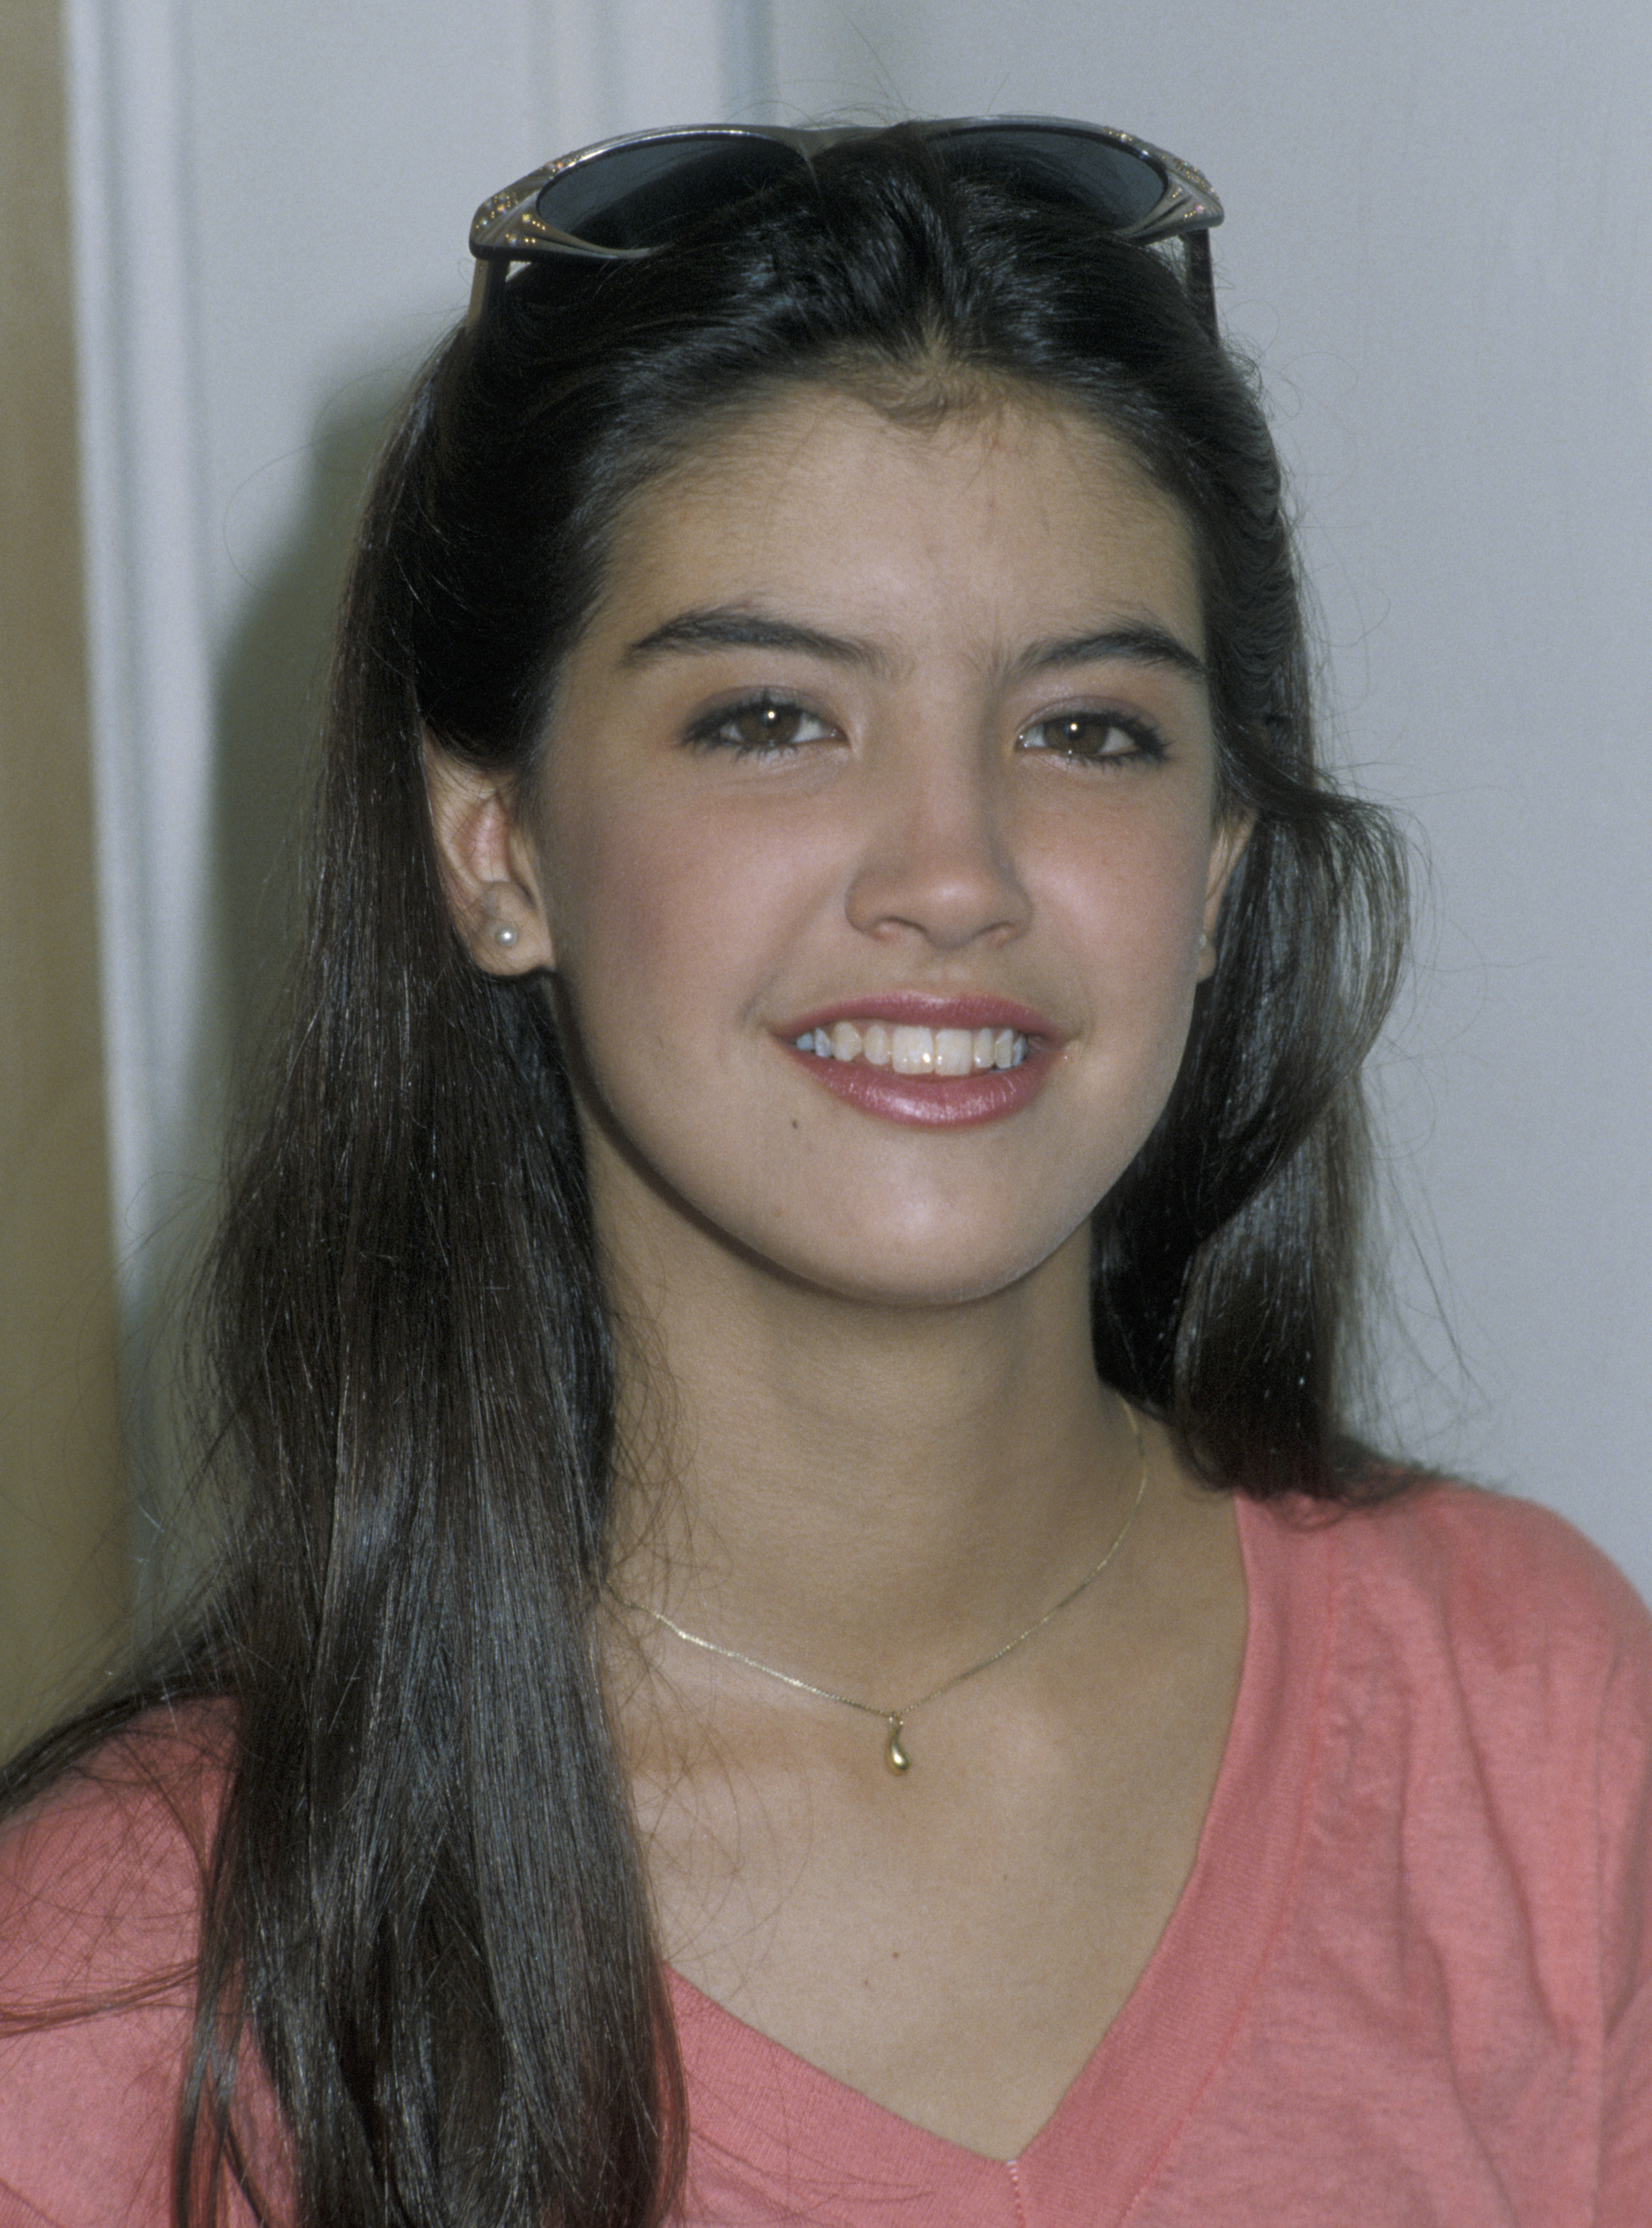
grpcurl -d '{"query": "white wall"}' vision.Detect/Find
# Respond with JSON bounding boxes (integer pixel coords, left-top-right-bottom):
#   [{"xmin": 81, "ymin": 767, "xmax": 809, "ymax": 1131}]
[{"xmin": 73, "ymin": 0, "xmax": 1652, "ymax": 1594}]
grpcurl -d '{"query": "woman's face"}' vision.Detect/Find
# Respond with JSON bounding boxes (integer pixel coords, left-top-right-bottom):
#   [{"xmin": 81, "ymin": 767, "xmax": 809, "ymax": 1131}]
[{"xmin": 448, "ymin": 382, "xmax": 1245, "ymax": 1309}]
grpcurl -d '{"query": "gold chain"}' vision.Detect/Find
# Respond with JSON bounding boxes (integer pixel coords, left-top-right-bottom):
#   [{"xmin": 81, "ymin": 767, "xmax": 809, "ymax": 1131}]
[{"xmin": 636, "ymin": 1396, "xmax": 1149, "ymax": 1775}]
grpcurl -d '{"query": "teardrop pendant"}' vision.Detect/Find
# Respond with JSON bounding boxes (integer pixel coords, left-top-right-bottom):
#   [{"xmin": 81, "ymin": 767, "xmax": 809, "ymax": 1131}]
[{"xmin": 884, "ymin": 1717, "xmax": 910, "ymax": 1774}]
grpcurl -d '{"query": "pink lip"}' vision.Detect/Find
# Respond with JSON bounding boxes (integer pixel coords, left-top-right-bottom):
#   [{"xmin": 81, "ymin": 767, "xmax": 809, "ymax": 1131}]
[{"xmin": 774, "ymin": 993, "xmax": 1062, "ymax": 1131}]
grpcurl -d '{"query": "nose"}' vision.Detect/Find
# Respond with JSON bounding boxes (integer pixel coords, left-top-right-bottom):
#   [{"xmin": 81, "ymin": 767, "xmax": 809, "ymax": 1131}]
[{"xmin": 843, "ymin": 722, "xmax": 1031, "ymax": 951}]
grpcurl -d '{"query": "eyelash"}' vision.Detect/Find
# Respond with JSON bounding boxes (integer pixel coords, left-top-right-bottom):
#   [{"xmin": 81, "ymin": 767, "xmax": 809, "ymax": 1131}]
[
  {"xmin": 1016, "ymin": 711, "xmax": 1168, "ymax": 766},
  {"xmin": 682, "ymin": 694, "xmax": 1169, "ymax": 766},
  {"xmin": 683, "ymin": 694, "xmax": 838, "ymax": 756}
]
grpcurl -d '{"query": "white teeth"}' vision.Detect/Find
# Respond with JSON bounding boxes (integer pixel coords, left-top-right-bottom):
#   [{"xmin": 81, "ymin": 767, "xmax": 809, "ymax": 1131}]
[
  {"xmin": 891, "ymin": 1025, "xmax": 933, "ymax": 1076},
  {"xmin": 795, "ymin": 1022, "xmax": 1029, "ymax": 1072}
]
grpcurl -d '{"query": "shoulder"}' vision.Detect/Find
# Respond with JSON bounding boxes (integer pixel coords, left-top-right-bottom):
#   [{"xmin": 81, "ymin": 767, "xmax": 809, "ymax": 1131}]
[
  {"xmin": 1249, "ymin": 1481, "xmax": 1652, "ymax": 1918},
  {"xmin": 0, "ymin": 1706, "xmax": 234, "ymax": 2225},
  {"xmin": 1348, "ymin": 1479, "xmax": 1648, "ymax": 1686},
  {"xmin": 1243, "ymin": 1479, "xmax": 1652, "ymax": 1880},
  {"xmin": 0, "ymin": 1705, "xmax": 231, "ymax": 1986},
  {"xmin": 1251, "ymin": 1476, "xmax": 1652, "ymax": 1691}
]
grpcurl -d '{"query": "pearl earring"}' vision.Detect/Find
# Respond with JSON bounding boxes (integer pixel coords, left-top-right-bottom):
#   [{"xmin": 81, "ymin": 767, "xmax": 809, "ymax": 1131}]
[{"xmin": 493, "ymin": 922, "xmax": 519, "ymax": 948}]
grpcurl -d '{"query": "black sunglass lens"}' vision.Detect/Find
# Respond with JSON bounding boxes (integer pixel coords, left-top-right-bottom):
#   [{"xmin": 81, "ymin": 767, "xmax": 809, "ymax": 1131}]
[
  {"xmin": 535, "ymin": 134, "xmax": 805, "ymax": 251},
  {"xmin": 936, "ymin": 128, "xmax": 1166, "ymax": 231}
]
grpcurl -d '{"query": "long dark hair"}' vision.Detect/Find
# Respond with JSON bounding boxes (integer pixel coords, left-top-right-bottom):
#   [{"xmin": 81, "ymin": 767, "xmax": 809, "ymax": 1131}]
[{"xmin": 4, "ymin": 130, "xmax": 1405, "ymax": 2224}]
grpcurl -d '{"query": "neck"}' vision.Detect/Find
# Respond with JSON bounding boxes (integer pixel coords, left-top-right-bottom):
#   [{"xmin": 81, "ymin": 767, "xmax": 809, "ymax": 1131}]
[{"xmin": 606, "ymin": 1221, "xmax": 1143, "ymax": 1702}]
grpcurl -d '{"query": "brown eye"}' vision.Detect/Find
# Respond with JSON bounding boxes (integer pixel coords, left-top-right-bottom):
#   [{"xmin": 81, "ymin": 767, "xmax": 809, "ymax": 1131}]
[
  {"xmin": 1017, "ymin": 712, "xmax": 1165, "ymax": 763},
  {"xmin": 688, "ymin": 697, "xmax": 836, "ymax": 754},
  {"xmin": 1059, "ymin": 716, "xmax": 1112, "ymax": 753},
  {"xmin": 732, "ymin": 702, "xmax": 806, "ymax": 750}
]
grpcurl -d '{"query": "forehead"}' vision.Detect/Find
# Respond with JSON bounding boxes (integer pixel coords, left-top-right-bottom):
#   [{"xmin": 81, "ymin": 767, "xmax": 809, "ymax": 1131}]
[{"xmin": 590, "ymin": 382, "xmax": 1204, "ymax": 664}]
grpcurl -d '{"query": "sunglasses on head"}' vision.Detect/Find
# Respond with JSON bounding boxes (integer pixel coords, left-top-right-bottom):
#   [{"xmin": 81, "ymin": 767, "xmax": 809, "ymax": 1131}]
[{"xmin": 466, "ymin": 117, "xmax": 1223, "ymax": 336}]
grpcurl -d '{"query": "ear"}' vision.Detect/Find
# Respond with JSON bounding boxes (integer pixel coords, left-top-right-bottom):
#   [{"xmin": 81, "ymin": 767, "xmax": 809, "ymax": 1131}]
[
  {"xmin": 424, "ymin": 738, "xmax": 556, "ymax": 975},
  {"xmin": 1198, "ymin": 807, "xmax": 1253, "ymax": 980}
]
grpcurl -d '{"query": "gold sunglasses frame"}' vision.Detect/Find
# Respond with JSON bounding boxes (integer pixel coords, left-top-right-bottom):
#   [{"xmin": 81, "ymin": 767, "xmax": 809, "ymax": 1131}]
[{"xmin": 466, "ymin": 117, "xmax": 1223, "ymax": 333}]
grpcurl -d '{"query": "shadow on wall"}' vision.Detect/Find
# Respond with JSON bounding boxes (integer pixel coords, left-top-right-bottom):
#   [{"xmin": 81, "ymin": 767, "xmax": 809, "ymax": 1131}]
[
  {"xmin": 127, "ymin": 371, "xmax": 414, "ymax": 1623},
  {"xmin": 212, "ymin": 372, "xmax": 411, "ymax": 1069}
]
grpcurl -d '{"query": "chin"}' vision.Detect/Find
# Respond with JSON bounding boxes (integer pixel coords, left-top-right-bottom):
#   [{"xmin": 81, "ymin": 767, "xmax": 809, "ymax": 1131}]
[{"xmin": 731, "ymin": 1205, "xmax": 1092, "ymax": 1312}]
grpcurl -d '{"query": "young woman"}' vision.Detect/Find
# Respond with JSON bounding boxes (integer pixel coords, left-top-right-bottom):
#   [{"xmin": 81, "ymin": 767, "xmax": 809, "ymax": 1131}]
[{"xmin": 2, "ymin": 121, "xmax": 1648, "ymax": 2227}]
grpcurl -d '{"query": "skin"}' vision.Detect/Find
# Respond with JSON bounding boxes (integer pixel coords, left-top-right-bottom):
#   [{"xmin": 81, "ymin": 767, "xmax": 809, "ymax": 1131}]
[{"xmin": 430, "ymin": 381, "xmax": 1252, "ymax": 2158}]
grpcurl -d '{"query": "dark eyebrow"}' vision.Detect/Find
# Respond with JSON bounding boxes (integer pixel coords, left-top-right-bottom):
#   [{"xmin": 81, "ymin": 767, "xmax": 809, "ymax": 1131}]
[
  {"xmin": 621, "ymin": 608, "xmax": 888, "ymax": 673},
  {"xmin": 1013, "ymin": 625, "xmax": 1208, "ymax": 684},
  {"xmin": 620, "ymin": 609, "xmax": 1207, "ymax": 685}
]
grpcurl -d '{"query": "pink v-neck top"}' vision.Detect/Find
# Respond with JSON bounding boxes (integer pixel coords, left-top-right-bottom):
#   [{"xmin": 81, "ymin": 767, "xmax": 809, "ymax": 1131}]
[
  {"xmin": 2, "ymin": 1485, "xmax": 1651, "ymax": 2225},
  {"xmin": 669, "ymin": 1485, "xmax": 1652, "ymax": 2225}
]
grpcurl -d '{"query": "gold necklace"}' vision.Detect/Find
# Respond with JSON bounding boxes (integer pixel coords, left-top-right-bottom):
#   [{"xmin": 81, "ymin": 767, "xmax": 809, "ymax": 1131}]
[{"xmin": 636, "ymin": 1397, "xmax": 1149, "ymax": 1776}]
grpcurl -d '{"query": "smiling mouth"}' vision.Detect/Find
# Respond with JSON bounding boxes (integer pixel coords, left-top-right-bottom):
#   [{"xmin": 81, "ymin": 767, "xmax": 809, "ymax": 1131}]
[{"xmin": 792, "ymin": 1020, "xmax": 1030, "ymax": 1075}]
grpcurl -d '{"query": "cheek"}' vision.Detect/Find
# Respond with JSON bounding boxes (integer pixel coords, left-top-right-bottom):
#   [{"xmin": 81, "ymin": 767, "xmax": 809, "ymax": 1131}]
[
  {"xmin": 543, "ymin": 790, "xmax": 807, "ymax": 1050},
  {"xmin": 1044, "ymin": 807, "xmax": 1216, "ymax": 1118},
  {"xmin": 550, "ymin": 819, "xmax": 702, "ymax": 1044},
  {"xmin": 1051, "ymin": 804, "xmax": 1214, "ymax": 985}
]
